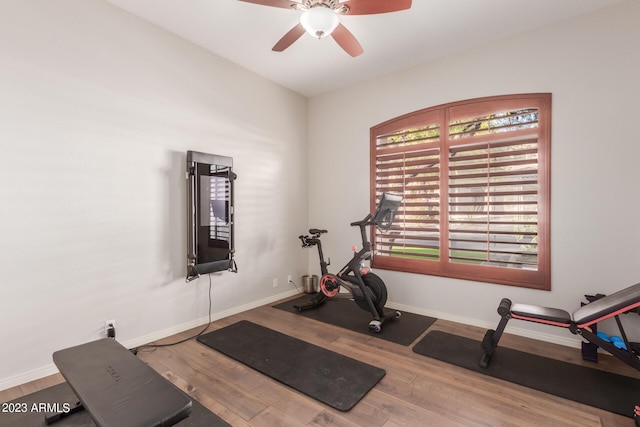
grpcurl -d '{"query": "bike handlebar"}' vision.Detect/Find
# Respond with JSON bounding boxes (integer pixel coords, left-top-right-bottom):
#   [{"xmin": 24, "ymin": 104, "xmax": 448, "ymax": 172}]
[
  {"xmin": 350, "ymin": 214, "xmax": 372, "ymax": 227},
  {"xmin": 299, "ymin": 234, "xmax": 320, "ymax": 247}
]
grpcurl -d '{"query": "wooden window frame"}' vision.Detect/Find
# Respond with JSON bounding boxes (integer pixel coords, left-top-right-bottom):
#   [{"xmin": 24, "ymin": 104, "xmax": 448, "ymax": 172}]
[{"xmin": 370, "ymin": 94, "xmax": 551, "ymax": 290}]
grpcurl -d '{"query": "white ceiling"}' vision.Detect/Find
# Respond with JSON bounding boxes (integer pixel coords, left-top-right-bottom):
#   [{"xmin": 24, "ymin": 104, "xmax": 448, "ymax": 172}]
[{"xmin": 105, "ymin": 0, "xmax": 626, "ymax": 97}]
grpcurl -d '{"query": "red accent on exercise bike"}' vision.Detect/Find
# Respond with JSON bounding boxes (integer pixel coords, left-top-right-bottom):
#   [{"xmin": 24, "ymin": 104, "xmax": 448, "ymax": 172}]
[{"xmin": 320, "ymin": 274, "xmax": 340, "ymax": 297}]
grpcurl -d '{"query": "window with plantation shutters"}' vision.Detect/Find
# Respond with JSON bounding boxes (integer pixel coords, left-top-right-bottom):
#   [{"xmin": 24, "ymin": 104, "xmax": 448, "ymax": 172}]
[{"xmin": 370, "ymin": 94, "xmax": 551, "ymax": 290}]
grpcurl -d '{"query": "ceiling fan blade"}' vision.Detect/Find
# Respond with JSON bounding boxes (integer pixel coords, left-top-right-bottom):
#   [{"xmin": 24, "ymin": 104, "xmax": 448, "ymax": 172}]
[
  {"xmin": 339, "ymin": 0, "xmax": 412, "ymax": 15},
  {"xmin": 272, "ymin": 23, "xmax": 306, "ymax": 52},
  {"xmin": 331, "ymin": 23, "xmax": 363, "ymax": 57},
  {"xmin": 237, "ymin": 0, "xmax": 299, "ymax": 10}
]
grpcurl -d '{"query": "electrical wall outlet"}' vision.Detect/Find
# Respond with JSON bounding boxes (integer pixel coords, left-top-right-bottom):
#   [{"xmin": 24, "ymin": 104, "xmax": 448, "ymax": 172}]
[
  {"xmin": 105, "ymin": 320, "xmax": 116, "ymax": 338},
  {"xmin": 272, "ymin": 278, "xmax": 278, "ymax": 288},
  {"xmin": 287, "ymin": 274, "xmax": 292, "ymax": 283}
]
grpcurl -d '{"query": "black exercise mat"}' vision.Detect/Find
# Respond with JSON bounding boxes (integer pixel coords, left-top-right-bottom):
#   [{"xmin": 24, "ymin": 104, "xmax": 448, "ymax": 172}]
[
  {"xmin": 412, "ymin": 330, "xmax": 640, "ymax": 417},
  {"xmin": 197, "ymin": 320, "xmax": 385, "ymax": 411},
  {"xmin": 0, "ymin": 382, "xmax": 230, "ymax": 427},
  {"xmin": 273, "ymin": 295, "xmax": 436, "ymax": 346}
]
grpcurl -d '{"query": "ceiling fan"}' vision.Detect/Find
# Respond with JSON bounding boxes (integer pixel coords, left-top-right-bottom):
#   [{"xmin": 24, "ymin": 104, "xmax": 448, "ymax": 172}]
[{"xmin": 237, "ymin": 0, "xmax": 412, "ymax": 57}]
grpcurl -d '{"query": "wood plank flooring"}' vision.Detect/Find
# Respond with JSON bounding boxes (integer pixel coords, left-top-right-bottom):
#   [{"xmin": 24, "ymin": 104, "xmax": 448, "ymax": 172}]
[{"xmin": 2, "ymin": 295, "xmax": 638, "ymax": 426}]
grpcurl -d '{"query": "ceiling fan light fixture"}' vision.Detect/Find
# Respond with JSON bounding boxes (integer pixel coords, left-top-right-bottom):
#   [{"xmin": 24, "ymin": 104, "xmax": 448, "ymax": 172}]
[{"xmin": 300, "ymin": 6, "xmax": 339, "ymax": 39}]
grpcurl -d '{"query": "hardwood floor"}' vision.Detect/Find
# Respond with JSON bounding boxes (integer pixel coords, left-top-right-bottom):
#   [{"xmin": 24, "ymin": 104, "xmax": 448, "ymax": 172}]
[{"xmin": 1, "ymin": 295, "xmax": 638, "ymax": 426}]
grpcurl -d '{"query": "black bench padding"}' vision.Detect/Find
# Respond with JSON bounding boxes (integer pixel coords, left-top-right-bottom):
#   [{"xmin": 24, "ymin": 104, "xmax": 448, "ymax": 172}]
[
  {"xmin": 572, "ymin": 282, "xmax": 640, "ymax": 325},
  {"xmin": 507, "ymin": 283, "xmax": 640, "ymax": 326},
  {"xmin": 53, "ymin": 339, "xmax": 192, "ymax": 427},
  {"xmin": 510, "ymin": 303, "xmax": 571, "ymax": 324}
]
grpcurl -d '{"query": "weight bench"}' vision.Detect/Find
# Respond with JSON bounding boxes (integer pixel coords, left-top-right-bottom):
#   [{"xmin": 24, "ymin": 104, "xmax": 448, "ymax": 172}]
[
  {"xmin": 479, "ymin": 282, "xmax": 640, "ymax": 370},
  {"xmin": 479, "ymin": 282, "xmax": 640, "ymax": 423},
  {"xmin": 50, "ymin": 338, "xmax": 192, "ymax": 427}
]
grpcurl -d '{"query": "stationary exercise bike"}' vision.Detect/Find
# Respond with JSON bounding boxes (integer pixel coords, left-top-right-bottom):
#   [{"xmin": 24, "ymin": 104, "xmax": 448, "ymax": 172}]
[{"xmin": 295, "ymin": 193, "xmax": 403, "ymax": 333}]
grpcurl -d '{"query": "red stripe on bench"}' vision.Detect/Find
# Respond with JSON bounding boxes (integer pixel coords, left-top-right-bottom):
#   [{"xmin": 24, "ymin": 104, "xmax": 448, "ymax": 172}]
[
  {"xmin": 510, "ymin": 313, "xmax": 572, "ymax": 327},
  {"xmin": 577, "ymin": 300, "xmax": 640, "ymax": 328}
]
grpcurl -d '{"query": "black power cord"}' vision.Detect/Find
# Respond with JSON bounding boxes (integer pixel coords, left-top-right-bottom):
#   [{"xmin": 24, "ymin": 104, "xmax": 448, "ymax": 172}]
[
  {"xmin": 288, "ymin": 278, "xmax": 301, "ymax": 293},
  {"xmin": 131, "ymin": 274, "xmax": 213, "ymax": 355}
]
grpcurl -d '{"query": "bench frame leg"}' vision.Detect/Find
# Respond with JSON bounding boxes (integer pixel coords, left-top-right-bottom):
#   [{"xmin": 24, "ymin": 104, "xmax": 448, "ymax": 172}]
[
  {"xmin": 44, "ymin": 401, "xmax": 84, "ymax": 425},
  {"xmin": 479, "ymin": 298, "xmax": 512, "ymax": 368}
]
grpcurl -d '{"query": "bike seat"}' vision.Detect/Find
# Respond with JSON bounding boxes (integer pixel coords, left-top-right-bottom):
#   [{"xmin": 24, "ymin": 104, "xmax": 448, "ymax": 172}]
[{"xmin": 309, "ymin": 228, "xmax": 327, "ymax": 235}]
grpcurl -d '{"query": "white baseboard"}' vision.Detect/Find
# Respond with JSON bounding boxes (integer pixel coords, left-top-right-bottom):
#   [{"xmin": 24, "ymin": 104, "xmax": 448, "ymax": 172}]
[
  {"xmin": 0, "ymin": 365, "xmax": 62, "ymax": 395},
  {"xmin": 386, "ymin": 301, "xmax": 583, "ymax": 349},
  {"xmin": 0, "ymin": 289, "xmax": 300, "ymax": 393}
]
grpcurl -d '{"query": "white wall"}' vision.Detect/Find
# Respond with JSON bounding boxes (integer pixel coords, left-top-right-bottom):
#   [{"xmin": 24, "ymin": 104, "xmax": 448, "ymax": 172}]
[
  {"xmin": 308, "ymin": 1, "xmax": 640, "ymax": 345},
  {"xmin": 0, "ymin": 0, "xmax": 307, "ymax": 389}
]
